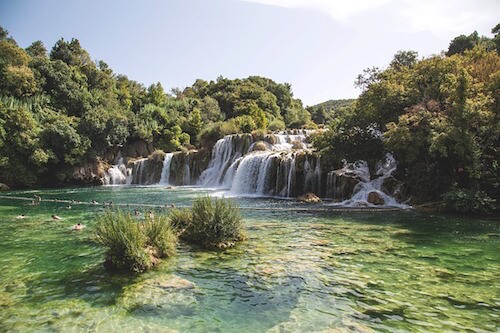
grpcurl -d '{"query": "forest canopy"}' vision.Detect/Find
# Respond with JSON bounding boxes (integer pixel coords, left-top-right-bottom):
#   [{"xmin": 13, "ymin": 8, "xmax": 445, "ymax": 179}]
[
  {"xmin": 313, "ymin": 25, "xmax": 499, "ymax": 206},
  {"xmin": 0, "ymin": 26, "xmax": 311, "ymax": 187},
  {"xmin": 0, "ymin": 23, "xmax": 498, "ymax": 211}
]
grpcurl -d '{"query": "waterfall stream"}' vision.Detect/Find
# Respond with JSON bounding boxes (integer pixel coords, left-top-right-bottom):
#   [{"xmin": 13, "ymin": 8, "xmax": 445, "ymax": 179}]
[
  {"xmin": 103, "ymin": 131, "xmax": 407, "ymax": 207},
  {"xmin": 159, "ymin": 153, "xmax": 173, "ymax": 185},
  {"xmin": 103, "ymin": 156, "xmax": 131, "ymax": 185}
]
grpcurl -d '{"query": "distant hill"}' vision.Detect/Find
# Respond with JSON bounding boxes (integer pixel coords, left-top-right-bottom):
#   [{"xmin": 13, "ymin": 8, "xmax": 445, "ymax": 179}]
[{"xmin": 306, "ymin": 99, "xmax": 356, "ymax": 124}]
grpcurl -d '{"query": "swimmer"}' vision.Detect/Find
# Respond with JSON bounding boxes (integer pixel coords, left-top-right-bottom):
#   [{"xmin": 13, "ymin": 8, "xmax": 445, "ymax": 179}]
[
  {"xmin": 134, "ymin": 209, "xmax": 140, "ymax": 216},
  {"xmin": 72, "ymin": 223, "xmax": 84, "ymax": 230},
  {"xmin": 92, "ymin": 200, "xmax": 99, "ymax": 205},
  {"xmin": 148, "ymin": 211, "xmax": 154, "ymax": 219},
  {"xmin": 51, "ymin": 214, "xmax": 62, "ymax": 220},
  {"xmin": 16, "ymin": 214, "xmax": 27, "ymax": 219},
  {"xmin": 66, "ymin": 205, "xmax": 72, "ymax": 210}
]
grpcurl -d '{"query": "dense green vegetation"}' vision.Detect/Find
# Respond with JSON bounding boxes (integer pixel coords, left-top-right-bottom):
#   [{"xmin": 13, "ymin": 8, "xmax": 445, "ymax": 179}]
[
  {"xmin": 0, "ymin": 25, "xmax": 310, "ymax": 188},
  {"xmin": 306, "ymin": 99, "xmax": 356, "ymax": 124},
  {"xmin": 93, "ymin": 210, "xmax": 177, "ymax": 272},
  {"xmin": 170, "ymin": 196, "xmax": 245, "ymax": 249},
  {"xmin": 313, "ymin": 25, "xmax": 499, "ymax": 211},
  {"xmin": 0, "ymin": 23, "xmax": 498, "ymax": 213}
]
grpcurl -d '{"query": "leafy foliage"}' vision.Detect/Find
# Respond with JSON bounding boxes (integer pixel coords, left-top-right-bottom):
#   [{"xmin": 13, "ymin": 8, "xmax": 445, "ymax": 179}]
[
  {"xmin": 314, "ymin": 24, "xmax": 500, "ymax": 208},
  {"xmin": 171, "ymin": 196, "xmax": 245, "ymax": 249},
  {"xmin": 442, "ymin": 189, "xmax": 496, "ymax": 214},
  {"xmin": 93, "ymin": 210, "xmax": 177, "ymax": 272},
  {"xmin": 0, "ymin": 26, "xmax": 310, "ymax": 188}
]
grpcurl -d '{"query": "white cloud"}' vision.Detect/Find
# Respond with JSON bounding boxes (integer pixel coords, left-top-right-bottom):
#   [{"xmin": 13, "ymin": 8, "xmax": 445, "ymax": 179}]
[{"xmin": 238, "ymin": 0, "xmax": 500, "ymax": 35}]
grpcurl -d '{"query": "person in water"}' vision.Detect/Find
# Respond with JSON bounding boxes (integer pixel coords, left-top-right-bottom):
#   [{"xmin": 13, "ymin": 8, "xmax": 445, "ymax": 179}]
[
  {"xmin": 51, "ymin": 214, "xmax": 62, "ymax": 220},
  {"xmin": 148, "ymin": 211, "xmax": 154, "ymax": 219},
  {"xmin": 73, "ymin": 223, "xmax": 84, "ymax": 230},
  {"xmin": 16, "ymin": 214, "xmax": 27, "ymax": 219}
]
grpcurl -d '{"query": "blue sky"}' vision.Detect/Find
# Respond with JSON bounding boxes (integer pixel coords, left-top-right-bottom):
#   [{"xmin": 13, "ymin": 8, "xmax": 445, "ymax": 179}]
[{"xmin": 1, "ymin": 0, "xmax": 498, "ymax": 105}]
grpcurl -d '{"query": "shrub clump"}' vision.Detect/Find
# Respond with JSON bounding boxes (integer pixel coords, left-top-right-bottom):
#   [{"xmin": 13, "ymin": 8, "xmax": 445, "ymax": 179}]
[
  {"xmin": 170, "ymin": 196, "xmax": 245, "ymax": 249},
  {"xmin": 442, "ymin": 189, "xmax": 496, "ymax": 214},
  {"xmin": 168, "ymin": 207, "xmax": 193, "ymax": 233},
  {"xmin": 93, "ymin": 210, "xmax": 177, "ymax": 272}
]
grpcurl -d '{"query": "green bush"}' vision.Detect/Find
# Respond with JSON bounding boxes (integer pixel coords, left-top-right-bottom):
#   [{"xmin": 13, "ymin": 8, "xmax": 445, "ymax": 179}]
[
  {"xmin": 268, "ymin": 119, "xmax": 285, "ymax": 132},
  {"xmin": 94, "ymin": 210, "xmax": 177, "ymax": 272},
  {"xmin": 168, "ymin": 207, "xmax": 193, "ymax": 232},
  {"xmin": 442, "ymin": 189, "xmax": 496, "ymax": 214},
  {"xmin": 233, "ymin": 116, "xmax": 256, "ymax": 133},
  {"xmin": 143, "ymin": 214, "xmax": 177, "ymax": 258},
  {"xmin": 197, "ymin": 121, "xmax": 240, "ymax": 149},
  {"xmin": 180, "ymin": 196, "xmax": 245, "ymax": 249}
]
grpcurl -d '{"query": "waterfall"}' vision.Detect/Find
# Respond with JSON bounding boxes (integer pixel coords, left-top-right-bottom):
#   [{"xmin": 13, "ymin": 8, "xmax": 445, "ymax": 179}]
[
  {"xmin": 159, "ymin": 153, "xmax": 173, "ymax": 185},
  {"xmin": 110, "ymin": 130, "xmax": 406, "ymax": 206},
  {"xmin": 198, "ymin": 134, "xmax": 253, "ymax": 187},
  {"xmin": 103, "ymin": 156, "xmax": 131, "ymax": 185},
  {"xmin": 183, "ymin": 153, "xmax": 191, "ymax": 185},
  {"xmin": 329, "ymin": 154, "xmax": 408, "ymax": 208},
  {"xmin": 230, "ymin": 152, "xmax": 276, "ymax": 195},
  {"xmin": 304, "ymin": 156, "xmax": 321, "ymax": 194}
]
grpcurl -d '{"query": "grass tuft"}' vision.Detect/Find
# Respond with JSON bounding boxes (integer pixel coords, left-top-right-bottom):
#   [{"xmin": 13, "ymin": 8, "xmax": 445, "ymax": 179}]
[{"xmin": 93, "ymin": 210, "xmax": 176, "ymax": 272}]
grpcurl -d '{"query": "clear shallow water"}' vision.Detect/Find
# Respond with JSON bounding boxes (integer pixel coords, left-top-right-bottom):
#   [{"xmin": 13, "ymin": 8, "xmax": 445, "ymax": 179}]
[{"xmin": 0, "ymin": 186, "xmax": 499, "ymax": 332}]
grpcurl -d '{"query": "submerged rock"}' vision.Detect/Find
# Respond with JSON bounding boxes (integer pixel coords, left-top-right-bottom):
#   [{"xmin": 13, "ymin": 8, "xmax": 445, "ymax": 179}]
[
  {"xmin": 367, "ymin": 191, "xmax": 385, "ymax": 205},
  {"xmin": 119, "ymin": 275, "xmax": 199, "ymax": 317},
  {"xmin": 297, "ymin": 192, "xmax": 321, "ymax": 203},
  {"xmin": 0, "ymin": 183, "xmax": 10, "ymax": 191}
]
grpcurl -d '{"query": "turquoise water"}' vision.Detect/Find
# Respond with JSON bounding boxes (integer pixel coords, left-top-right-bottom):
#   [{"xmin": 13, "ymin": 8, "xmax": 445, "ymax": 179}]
[{"xmin": 0, "ymin": 186, "xmax": 499, "ymax": 332}]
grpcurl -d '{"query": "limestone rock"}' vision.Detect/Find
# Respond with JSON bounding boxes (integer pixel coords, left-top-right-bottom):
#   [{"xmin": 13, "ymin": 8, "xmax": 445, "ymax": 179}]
[
  {"xmin": 298, "ymin": 192, "xmax": 321, "ymax": 203},
  {"xmin": 71, "ymin": 160, "xmax": 107, "ymax": 185},
  {"xmin": 367, "ymin": 191, "xmax": 385, "ymax": 205},
  {"xmin": 251, "ymin": 141, "xmax": 269, "ymax": 152}
]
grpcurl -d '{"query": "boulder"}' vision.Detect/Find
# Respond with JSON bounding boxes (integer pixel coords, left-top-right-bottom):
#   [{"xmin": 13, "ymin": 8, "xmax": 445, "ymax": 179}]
[
  {"xmin": 0, "ymin": 183, "xmax": 10, "ymax": 191},
  {"xmin": 367, "ymin": 191, "xmax": 385, "ymax": 205},
  {"xmin": 251, "ymin": 141, "xmax": 269, "ymax": 152},
  {"xmin": 298, "ymin": 192, "xmax": 321, "ymax": 203},
  {"xmin": 291, "ymin": 140, "xmax": 305, "ymax": 150}
]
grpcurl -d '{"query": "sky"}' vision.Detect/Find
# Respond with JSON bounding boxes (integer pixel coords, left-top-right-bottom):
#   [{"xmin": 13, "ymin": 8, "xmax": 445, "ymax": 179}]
[{"xmin": 0, "ymin": 0, "xmax": 498, "ymax": 106}]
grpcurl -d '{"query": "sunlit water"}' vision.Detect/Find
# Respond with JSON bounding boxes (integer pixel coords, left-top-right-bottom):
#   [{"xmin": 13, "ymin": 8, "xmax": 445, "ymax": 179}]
[{"xmin": 0, "ymin": 186, "xmax": 498, "ymax": 332}]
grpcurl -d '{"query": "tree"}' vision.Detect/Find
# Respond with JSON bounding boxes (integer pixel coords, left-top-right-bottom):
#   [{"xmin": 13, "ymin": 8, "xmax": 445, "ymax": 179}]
[
  {"xmin": 446, "ymin": 32, "xmax": 480, "ymax": 56},
  {"xmin": 199, "ymin": 96, "xmax": 224, "ymax": 123},
  {"xmin": 0, "ymin": 40, "xmax": 37, "ymax": 97},
  {"xmin": 26, "ymin": 41, "xmax": 47, "ymax": 58},
  {"xmin": 493, "ymin": 23, "xmax": 500, "ymax": 53},
  {"xmin": 50, "ymin": 38, "xmax": 92, "ymax": 68},
  {"xmin": 186, "ymin": 107, "xmax": 203, "ymax": 142},
  {"xmin": 146, "ymin": 82, "xmax": 168, "ymax": 106},
  {"xmin": 390, "ymin": 50, "xmax": 418, "ymax": 70}
]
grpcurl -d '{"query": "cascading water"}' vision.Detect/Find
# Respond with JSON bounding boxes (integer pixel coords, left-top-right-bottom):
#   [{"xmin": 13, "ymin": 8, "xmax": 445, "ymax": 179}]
[
  {"xmin": 198, "ymin": 134, "xmax": 253, "ymax": 187},
  {"xmin": 159, "ymin": 153, "xmax": 173, "ymax": 185},
  {"xmin": 329, "ymin": 154, "xmax": 408, "ymax": 208},
  {"xmin": 115, "ymin": 129, "xmax": 407, "ymax": 206},
  {"xmin": 103, "ymin": 155, "xmax": 131, "ymax": 185}
]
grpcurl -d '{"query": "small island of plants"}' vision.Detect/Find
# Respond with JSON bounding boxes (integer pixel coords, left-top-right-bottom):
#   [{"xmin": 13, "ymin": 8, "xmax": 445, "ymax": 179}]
[{"xmin": 93, "ymin": 196, "xmax": 245, "ymax": 272}]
